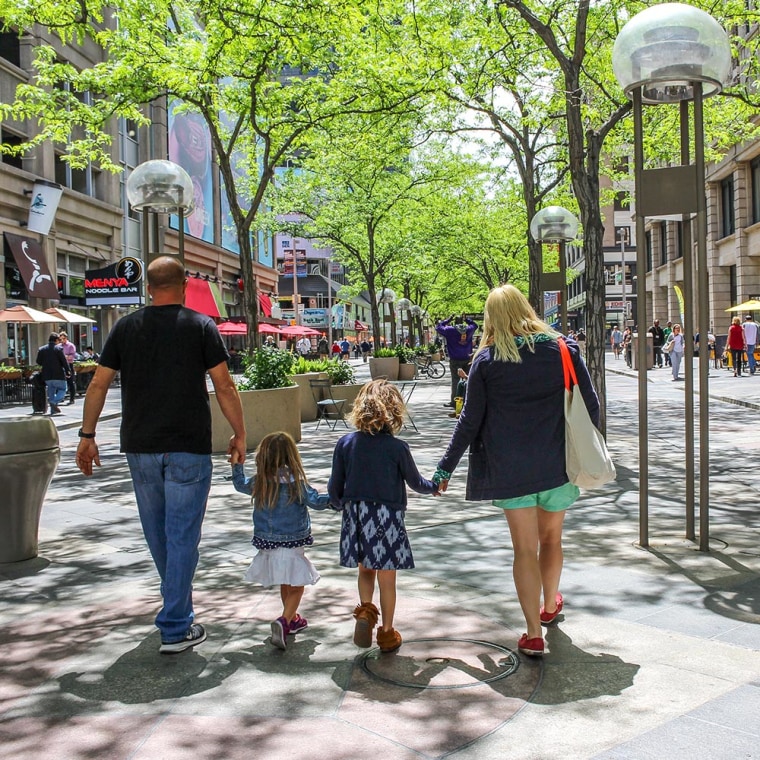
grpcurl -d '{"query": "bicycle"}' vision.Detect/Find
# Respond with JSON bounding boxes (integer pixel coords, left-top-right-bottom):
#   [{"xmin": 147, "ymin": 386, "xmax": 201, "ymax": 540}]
[{"xmin": 414, "ymin": 354, "xmax": 446, "ymax": 379}]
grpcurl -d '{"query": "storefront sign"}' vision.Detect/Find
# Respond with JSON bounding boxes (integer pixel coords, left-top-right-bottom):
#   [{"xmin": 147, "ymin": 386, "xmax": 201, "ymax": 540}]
[
  {"xmin": 85, "ymin": 258, "xmax": 144, "ymax": 306},
  {"xmin": 4, "ymin": 232, "xmax": 60, "ymax": 299},
  {"xmin": 26, "ymin": 180, "xmax": 63, "ymax": 235}
]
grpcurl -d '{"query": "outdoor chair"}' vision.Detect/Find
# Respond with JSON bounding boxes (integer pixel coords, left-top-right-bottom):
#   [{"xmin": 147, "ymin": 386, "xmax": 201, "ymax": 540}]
[{"xmin": 309, "ymin": 378, "xmax": 349, "ymax": 432}]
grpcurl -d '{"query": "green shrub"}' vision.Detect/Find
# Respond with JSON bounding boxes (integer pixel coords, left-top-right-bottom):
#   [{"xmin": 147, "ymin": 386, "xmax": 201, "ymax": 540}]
[
  {"xmin": 324, "ymin": 359, "xmax": 356, "ymax": 385},
  {"xmin": 394, "ymin": 345, "xmax": 416, "ymax": 363},
  {"xmin": 372, "ymin": 347, "xmax": 397, "ymax": 358},
  {"xmin": 291, "ymin": 356, "xmax": 331, "ymax": 374},
  {"xmin": 237, "ymin": 347, "xmax": 295, "ymax": 390}
]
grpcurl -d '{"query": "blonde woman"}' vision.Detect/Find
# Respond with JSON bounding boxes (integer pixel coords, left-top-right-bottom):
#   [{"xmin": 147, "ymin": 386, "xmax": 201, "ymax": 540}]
[
  {"xmin": 329, "ymin": 380, "xmax": 440, "ymax": 653},
  {"xmin": 435, "ymin": 285, "xmax": 599, "ymax": 657}
]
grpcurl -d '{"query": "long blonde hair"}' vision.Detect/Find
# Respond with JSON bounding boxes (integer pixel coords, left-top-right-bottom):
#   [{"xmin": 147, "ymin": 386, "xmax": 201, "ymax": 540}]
[
  {"xmin": 477, "ymin": 284, "xmax": 560, "ymax": 363},
  {"xmin": 252, "ymin": 432, "xmax": 308, "ymax": 509}
]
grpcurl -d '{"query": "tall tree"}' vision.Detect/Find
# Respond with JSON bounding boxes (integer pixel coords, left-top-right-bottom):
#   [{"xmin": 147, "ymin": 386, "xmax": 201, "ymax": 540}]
[{"xmin": 0, "ymin": 0, "xmax": 437, "ymax": 344}]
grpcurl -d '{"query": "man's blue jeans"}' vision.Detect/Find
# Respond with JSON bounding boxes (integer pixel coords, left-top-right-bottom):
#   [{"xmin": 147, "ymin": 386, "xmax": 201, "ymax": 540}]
[
  {"xmin": 126, "ymin": 452, "xmax": 212, "ymax": 643},
  {"xmin": 45, "ymin": 379, "xmax": 67, "ymax": 406},
  {"xmin": 748, "ymin": 343, "xmax": 756, "ymax": 374}
]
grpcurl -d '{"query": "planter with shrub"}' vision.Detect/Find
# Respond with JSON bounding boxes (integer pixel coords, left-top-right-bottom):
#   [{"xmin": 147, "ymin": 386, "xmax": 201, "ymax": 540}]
[{"xmin": 369, "ymin": 346, "xmax": 399, "ymax": 380}]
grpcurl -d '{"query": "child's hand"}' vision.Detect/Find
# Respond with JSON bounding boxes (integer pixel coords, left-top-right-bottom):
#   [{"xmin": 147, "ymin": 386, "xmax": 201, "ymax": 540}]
[{"xmin": 229, "ymin": 449, "xmax": 241, "ymax": 465}]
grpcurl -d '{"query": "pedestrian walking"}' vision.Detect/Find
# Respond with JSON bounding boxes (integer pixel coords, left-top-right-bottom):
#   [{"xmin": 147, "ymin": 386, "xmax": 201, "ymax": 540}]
[
  {"xmin": 231, "ymin": 432, "xmax": 332, "ymax": 651},
  {"xmin": 665, "ymin": 324, "xmax": 685, "ymax": 380},
  {"xmin": 649, "ymin": 320, "xmax": 665, "ymax": 368},
  {"xmin": 743, "ymin": 315, "xmax": 758, "ymax": 375},
  {"xmin": 35, "ymin": 332, "xmax": 69, "ymax": 416},
  {"xmin": 58, "ymin": 331, "xmax": 77, "ymax": 403},
  {"xmin": 728, "ymin": 316, "xmax": 746, "ymax": 376},
  {"xmin": 75, "ymin": 256, "xmax": 246, "ymax": 654},
  {"xmin": 610, "ymin": 325, "xmax": 623, "ymax": 359},
  {"xmin": 329, "ymin": 379, "xmax": 440, "ymax": 653},
  {"xmin": 433, "ymin": 284, "xmax": 599, "ymax": 658}
]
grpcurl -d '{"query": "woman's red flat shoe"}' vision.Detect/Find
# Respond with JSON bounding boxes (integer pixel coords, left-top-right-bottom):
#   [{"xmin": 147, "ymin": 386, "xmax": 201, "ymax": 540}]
[
  {"xmin": 540, "ymin": 593, "xmax": 564, "ymax": 625},
  {"xmin": 517, "ymin": 634, "xmax": 544, "ymax": 656}
]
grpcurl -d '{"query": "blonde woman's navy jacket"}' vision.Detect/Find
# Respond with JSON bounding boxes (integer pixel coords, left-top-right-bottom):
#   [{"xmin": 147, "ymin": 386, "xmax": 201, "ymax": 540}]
[{"xmin": 438, "ymin": 337, "xmax": 599, "ymax": 500}]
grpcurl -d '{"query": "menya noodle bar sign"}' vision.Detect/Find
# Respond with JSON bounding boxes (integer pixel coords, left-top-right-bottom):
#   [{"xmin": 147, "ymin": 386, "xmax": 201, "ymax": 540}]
[{"xmin": 85, "ymin": 257, "xmax": 144, "ymax": 306}]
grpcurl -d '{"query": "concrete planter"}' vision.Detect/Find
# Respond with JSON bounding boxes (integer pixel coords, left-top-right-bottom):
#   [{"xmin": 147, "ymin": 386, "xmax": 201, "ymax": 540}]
[
  {"xmin": 329, "ymin": 382, "xmax": 366, "ymax": 415},
  {"xmin": 369, "ymin": 356, "xmax": 399, "ymax": 381},
  {"xmin": 290, "ymin": 372, "xmax": 328, "ymax": 422},
  {"xmin": 398, "ymin": 363, "xmax": 416, "ymax": 381},
  {"xmin": 210, "ymin": 385, "xmax": 301, "ymax": 454}
]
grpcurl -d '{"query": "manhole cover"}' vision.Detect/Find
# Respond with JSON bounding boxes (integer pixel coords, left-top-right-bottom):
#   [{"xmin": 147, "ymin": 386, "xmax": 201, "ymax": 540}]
[{"xmin": 359, "ymin": 637, "xmax": 520, "ymax": 690}]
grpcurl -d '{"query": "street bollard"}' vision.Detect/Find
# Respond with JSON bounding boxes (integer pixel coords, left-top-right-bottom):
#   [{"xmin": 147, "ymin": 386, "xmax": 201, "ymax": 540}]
[{"xmin": 0, "ymin": 416, "xmax": 60, "ymax": 563}]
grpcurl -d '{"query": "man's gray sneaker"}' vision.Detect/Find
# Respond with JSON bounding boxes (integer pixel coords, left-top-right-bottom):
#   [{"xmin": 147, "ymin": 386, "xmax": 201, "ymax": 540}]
[{"xmin": 159, "ymin": 623, "xmax": 207, "ymax": 654}]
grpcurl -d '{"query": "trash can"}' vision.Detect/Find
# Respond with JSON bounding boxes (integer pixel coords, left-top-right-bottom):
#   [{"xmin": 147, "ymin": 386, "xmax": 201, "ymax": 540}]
[
  {"xmin": 631, "ymin": 333, "xmax": 654, "ymax": 370},
  {"xmin": 0, "ymin": 416, "xmax": 60, "ymax": 563}
]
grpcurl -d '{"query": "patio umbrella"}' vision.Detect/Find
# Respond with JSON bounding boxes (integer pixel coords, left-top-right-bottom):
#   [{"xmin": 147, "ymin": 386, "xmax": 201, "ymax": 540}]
[
  {"xmin": 217, "ymin": 322, "xmax": 249, "ymax": 335},
  {"xmin": 279, "ymin": 325, "xmax": 321, "ymax": 337},
  {"xmin": 258, "ymin": 324, "xmax": 282, "ymax": 334},
  {"xmin": 45, "ymin": 307, "xmax": 96, "ymax": 324},
  {"xmin": 0, "ymin": 305, "xmax": 59, "ymax": 323},
  {"xmin": 725, "ymin": 299, "xmax": 760, "ymax": 312}
]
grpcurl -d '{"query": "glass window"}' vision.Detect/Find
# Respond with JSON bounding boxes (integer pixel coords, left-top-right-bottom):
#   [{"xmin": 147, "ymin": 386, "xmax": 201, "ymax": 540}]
[
  {"xmin": 646, "ymin": 231, "xmax": 652, "ymax": 272},
  {"xmin": 676, "ymin": 221, "xmax": 683, "ymax": 259},
  {"xmin": 721, "ymin": 176, "xmax": 735, "ymax": 237},
  {"xmin": 0, "ymin": 29, "xmax": 20, "ymax": 68},
  {"xmin": 613, "ymin": 191, "xmax": 629, "ymax": 212},
  {"xmin": 1, "ymin": 129, "xmax": 24, "ymax": 169},
  {"xmin": 751, "ymin": 156, "xmax": 760, "ymax": 225},
  {"xmin": 660, "ymin": 223, "xmax": 667, "ymax": 266}
]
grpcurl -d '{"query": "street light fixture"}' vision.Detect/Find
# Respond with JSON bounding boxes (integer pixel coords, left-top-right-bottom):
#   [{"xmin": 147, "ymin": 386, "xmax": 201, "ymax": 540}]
[
  {"xmin": 613, "ymin": 3, "xmax": 731, "ymax": 550},
  {"xmin": 530, "ymin": 206, "xmax": 579, "ymax": 335},
  {"xmin": 377, "ymin": 288, "xmax": 396, "ymax": 346},
  {"xmin": 126, "ymin": 159, "xmax": 194, "ymax": 266}
]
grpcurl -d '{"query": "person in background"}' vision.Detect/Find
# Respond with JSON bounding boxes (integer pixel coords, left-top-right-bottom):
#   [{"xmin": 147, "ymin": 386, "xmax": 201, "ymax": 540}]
[
  {"xmin": 649, "ymin": 320, "xmax": 665, "ymax": 368},
  {"xmin": 743, "ymin": 315, "xmax": 758, "ymax": 375},
  {"xmin": 662, "ymin": 321, "xmax": 673, "ymax": 367},
  {"xmin": 728, "ymin": 315, "xmax": 746, "ymax": 377},
  {"xmin": 575, "ymin": 328, "xmax": 587, "ymax": 358},
  {"xmin": 667, "ymin": 324, "xmax": 686, "ymax": 381},
  {"xmin": 360, "ymin": 338, "xmax": 372, "ymax": 362},
  {"xmin": 75, "ymin": 256, "xmax": 246, "ymax": 655},
  {"xmin": 36, "ymin": 332, "xmax": 69, "ymax": 416},
  {"xmin": 434, "ymin": 284, "xmax": 599, "ymax": 658},
  {"xmin": 610, "ymin": 325, "xmax": 623, "ymax": 360},
  {"xmin": 296, "ymin": 336, "xmax": 311, "ymax": 357},
  {"xmin": 436, "ymin": 314, "xmax": 478, "ymax": 409},
  {"xmin": 317, "ymin": 336, "xmax": 329, "ymax": 359},
  {"xmin": 339, "ymin": 337, "xmax": 351, "ymax": 360},
  {"xmin": 58, "ymin": 331, "xmax": 77, "ymax": 404}
]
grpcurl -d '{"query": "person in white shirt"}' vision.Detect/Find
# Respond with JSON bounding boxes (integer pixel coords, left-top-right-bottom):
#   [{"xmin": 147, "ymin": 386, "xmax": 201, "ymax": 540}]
[
  {"xmin": 743, "ymin": 316, "xmax": 759, "ymax": 375},
  {"xmin": 296, "ymin": 337, "xmax": 311, "ymax": 356}
]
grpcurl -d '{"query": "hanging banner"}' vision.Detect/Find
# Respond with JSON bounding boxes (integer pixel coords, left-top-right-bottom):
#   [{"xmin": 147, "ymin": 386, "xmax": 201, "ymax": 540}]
[
  {"xmin": 85, "ymin": 257, "xmax": 144, "ymax": 306},
  {"xmin": 4, "ymin": 232, "xmax": 60, "ymax": 299},
  {"xmin": 26, "ymin": 179, "xmax": 63, "ymax": 235}
]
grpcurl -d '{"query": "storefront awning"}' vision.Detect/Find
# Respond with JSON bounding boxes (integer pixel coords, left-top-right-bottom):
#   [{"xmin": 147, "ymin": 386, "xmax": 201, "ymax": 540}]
[
  {"xmin": 185, "ymin": 277, "xmax": 227, "ymax": 318},
  {"xmin": 4, "ymin": 232, "xmax": 61, "ymax": 300},
  {"xmin": 258, "ymin": 292, "xmax": 272, "ymax": 317}
]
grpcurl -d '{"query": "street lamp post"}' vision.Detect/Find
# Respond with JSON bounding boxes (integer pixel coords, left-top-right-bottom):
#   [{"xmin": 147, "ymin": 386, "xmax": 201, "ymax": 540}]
[
  {"xmin": 396, "ymin": 297, "xmax": 412, "ymax": 344},
  {"xmin": 378, "ymin": 288, "xmax": 396, "ymax": 346},
  {"xmin": 530, "ymin": 206, "xmax": 579, "ymax": 335},
  {"xmin": 613, "ymin": 3, "xmax": 732, "ymax": 550},
  {"xmin": 125, "ymin": 159, "xmax": 194, "ymax": 267},
  {"xmin": 618, "ymin": 228, "xmax": 628, "ymax": 327}
]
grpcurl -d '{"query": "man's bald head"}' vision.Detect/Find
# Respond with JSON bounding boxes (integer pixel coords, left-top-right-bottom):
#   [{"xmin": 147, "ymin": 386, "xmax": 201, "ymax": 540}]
[
  {"xmin": 147, "ymin": 256, "xmax": 186, "ymax": 289},
  {"xmin": 147, "ymin": 257, "xmax": 187, "ymax": 305}
]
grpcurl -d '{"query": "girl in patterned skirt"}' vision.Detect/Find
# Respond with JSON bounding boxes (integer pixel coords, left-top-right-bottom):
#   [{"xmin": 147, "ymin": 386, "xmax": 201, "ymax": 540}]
[
  {"xmin": 232, "ymin": 432, "xmax": 331, "ymax": 651},
  {"xmin": 329, "ymin": 380, "xmax": 440, "ymax": 653}
]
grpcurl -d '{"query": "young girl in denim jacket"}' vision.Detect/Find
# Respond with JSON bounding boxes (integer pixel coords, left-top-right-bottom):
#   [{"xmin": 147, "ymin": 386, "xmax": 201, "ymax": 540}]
[
  {"xmin": 329, "ymin": 380, "xmax": 440, "ymax": 653},
  {"xmin": 232, "ymin": 431, "xmax": 331, "ymax": 650}
]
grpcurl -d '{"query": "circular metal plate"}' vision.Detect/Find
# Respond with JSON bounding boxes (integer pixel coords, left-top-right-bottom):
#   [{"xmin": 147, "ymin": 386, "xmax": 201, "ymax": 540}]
[{"xmin": 359, "ymin": 637, "xmax": 520, "ymax": 690}]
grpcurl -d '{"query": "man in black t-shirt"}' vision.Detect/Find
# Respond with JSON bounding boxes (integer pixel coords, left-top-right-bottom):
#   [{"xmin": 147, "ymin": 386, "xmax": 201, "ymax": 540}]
[{"xmin": 75, "ymin": 257, "xmax": 246, "ymax": 654}]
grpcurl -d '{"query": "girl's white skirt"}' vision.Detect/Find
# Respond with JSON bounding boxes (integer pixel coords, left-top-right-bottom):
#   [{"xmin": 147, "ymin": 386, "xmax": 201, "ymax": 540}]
[{"xmin": 243, "ymin": 546, "xmax": 320, "ymax": 587}]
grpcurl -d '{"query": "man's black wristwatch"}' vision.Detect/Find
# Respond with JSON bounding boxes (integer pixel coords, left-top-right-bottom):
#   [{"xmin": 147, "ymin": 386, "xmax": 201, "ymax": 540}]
[{"xmin": 77, "ymin": 429, "xmax": 96, "ymax": 439}]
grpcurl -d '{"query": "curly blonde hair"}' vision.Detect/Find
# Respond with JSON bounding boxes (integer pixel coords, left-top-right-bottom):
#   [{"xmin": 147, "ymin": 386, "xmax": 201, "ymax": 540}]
[{"xmin": 350, "ymin": 379, "xmax": 404, "ymax": 435}]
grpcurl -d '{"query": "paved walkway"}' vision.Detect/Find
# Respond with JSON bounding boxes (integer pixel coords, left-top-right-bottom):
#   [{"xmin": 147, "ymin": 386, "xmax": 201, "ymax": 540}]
[{"xmin": 1, "ymin": 354, "xmax": 759, "ymax": 759}]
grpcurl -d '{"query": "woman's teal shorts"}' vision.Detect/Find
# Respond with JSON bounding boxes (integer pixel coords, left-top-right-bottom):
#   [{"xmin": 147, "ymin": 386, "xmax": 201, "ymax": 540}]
[{"xmin": 493, "ymin": 482, "xmax": 579, "ymax": 512}]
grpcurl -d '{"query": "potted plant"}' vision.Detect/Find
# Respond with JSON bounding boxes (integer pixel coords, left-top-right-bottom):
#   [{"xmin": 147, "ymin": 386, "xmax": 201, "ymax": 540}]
[
  {"xmin": 0, "ymin": 363, "xmax": 22, "ymax": 381},
  {"xmin": 325, "ymin": 359, "xmax": 365, "ymax": 414},
  {"xmin": 290, "ymin": 356, "xmax": 331, "ymax": 422},
  {"xmin": 394, "ymin": 345, "xmax": 417, "ymax": 380},
  {"xmin": 427, "ymin": 341, "xmax": 443, "ymax": 361},
  {"xmin": 210, "ymin": 347, "xmax": 301, "ymax": 453},
  {"xmin": 369, "ymin": 346, "xmax": 400, "ymax": 380},
  {"xmin": 73, "ymin": 360, "xmax": 98, "ymax": 375}
]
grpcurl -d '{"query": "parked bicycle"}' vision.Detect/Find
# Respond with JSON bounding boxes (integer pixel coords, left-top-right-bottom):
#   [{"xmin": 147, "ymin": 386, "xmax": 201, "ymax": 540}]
[{"xmin": 414, "ymin": 354, "xmax": 446, "ymax": 379}]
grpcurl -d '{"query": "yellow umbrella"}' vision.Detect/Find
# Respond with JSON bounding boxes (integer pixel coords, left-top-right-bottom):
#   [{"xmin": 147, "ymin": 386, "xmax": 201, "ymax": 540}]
[{"xmin": 725, "ymin": 299, "xmax": 760, "ymax": 312}]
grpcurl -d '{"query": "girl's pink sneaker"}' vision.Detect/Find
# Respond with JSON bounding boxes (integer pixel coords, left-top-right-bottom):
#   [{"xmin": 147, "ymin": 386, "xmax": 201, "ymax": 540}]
[{"xmin": 288, "ymin": 614, "xmax": 308, "ymax": 634}]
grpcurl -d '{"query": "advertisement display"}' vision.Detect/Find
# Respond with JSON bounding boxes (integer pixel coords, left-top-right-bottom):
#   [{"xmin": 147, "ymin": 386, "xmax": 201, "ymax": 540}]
[
  {"xmin": 281, "ymin": 248, "xmax": 307, "ymax": 278},
  {"xmin": 85, "ymin": 258, "xmax": 144, "ymax": 306},
  {"xmin": 302, "ymin": 308, "xmax": 328, "ymax": 327},
  {"xmin": 26, "ymin": 180, "xmax": 63, "ymax": 236}
]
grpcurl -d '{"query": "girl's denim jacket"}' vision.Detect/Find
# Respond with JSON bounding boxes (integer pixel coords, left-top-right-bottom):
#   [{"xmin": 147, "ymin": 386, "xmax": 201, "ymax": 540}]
[{"xmin": 232, "ymin": 463, "xmax": 331, "ymax": 544}]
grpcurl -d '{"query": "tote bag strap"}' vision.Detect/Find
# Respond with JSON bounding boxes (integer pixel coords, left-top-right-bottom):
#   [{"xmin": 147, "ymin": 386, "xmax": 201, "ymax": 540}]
[{"xmin": 557, "ymin": 338, "xmax": 579, "ymax": 390}]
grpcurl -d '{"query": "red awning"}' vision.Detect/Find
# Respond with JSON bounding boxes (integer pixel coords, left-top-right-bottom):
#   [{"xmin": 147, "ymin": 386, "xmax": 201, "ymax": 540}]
[
  {"xmin": 258, "ymin": 292, "xmax": 273, "ymax": 317},
  {"xmin": 354, "ymin": 320, "xmax": 369, "ymax": 331},
  {"xmin": 185, "ymin": 277, "xmax": 223, "ymax": 318}
]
